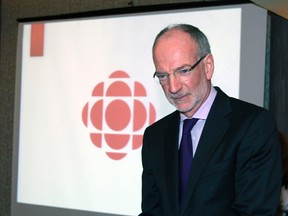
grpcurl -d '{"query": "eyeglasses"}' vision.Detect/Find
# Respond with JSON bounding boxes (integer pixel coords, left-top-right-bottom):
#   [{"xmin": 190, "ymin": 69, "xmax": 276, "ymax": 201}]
[{"xmin": 153, "ymin": 54, "xmax": 208, "ymax": 85}]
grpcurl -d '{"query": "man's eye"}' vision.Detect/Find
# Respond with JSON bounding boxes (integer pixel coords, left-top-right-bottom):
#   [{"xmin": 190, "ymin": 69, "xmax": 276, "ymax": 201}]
[
  {"xmin": 178, "ymin": 69, "xmax": 190, "ymax": 75},
  {"xmin": 156, "ymin": 73, "xmax": 168, "ymax": 79}
]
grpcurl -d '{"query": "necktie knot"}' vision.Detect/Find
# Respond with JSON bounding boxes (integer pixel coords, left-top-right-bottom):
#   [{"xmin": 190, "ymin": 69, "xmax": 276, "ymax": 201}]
[{"xmin": 183, "ymin": 118, "xmax": 198, "ymax": 135}]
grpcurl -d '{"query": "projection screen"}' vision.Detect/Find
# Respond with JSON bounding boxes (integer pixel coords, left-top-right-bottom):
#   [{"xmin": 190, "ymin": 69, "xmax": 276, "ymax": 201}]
[{"xmin": 12, "ymin": 2, "xmax": 267, "ymax": 216}]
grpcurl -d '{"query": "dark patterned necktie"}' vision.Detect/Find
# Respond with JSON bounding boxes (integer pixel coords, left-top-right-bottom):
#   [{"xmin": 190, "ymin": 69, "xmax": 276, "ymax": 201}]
[{"xmin": 179, "ymin": 118, "xmax": 198, "ymax": 204}]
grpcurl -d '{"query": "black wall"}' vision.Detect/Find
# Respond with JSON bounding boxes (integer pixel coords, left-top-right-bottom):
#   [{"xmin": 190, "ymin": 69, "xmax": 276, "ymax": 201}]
[{"xmin": 269, "ymin": 14, "xmax": 288, "ymax": 136}]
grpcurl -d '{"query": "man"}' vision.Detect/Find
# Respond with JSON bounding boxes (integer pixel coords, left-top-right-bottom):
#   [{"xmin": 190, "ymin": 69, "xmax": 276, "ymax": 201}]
[{"xmin": 140, "ymin": 24, "xmax": 281, "ymax": 216}]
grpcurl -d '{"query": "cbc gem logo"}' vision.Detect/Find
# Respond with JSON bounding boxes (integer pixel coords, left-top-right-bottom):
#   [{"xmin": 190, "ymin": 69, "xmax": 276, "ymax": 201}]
[{"xmin": 82, "ymin": 70, "xmax": 156, "ymax": 160}]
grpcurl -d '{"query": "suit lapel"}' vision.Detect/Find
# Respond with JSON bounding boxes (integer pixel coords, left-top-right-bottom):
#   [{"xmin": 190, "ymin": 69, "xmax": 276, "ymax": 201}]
[{"xmin": 180, "ymin": 88, "xmax": 232, "ymax": 214}]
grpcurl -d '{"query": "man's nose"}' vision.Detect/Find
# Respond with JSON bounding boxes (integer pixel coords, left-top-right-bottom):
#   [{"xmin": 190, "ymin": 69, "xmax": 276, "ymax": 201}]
[{"xmin": 168, "ymin": 75, "xmax": 182, "ymax": 93}]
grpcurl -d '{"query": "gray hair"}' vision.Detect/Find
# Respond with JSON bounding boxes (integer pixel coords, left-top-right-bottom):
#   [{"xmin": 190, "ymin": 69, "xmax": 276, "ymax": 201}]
[{"xmin": 153, "ymin": 24, "xmax": 211, "ymax": 57}]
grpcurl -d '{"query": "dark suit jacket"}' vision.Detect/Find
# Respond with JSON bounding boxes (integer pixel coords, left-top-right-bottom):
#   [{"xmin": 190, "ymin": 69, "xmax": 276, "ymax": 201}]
[{"xmin": 140, "ymin": 87, "xmax": 282, "ymax": 216}]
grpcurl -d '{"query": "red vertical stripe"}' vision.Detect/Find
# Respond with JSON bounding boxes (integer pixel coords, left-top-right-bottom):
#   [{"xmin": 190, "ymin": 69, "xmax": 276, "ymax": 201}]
[{"xmin": 30, "ymin": 23, "xmax": 45, "ymax": 57}]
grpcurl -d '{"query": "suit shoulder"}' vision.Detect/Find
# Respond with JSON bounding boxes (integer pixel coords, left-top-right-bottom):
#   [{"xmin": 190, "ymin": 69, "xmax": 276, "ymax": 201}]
[
  {"xmin": 214, "ymin": 87, "xmax": 275, "ymax": 123},
  {"xmin": 145, "ymin": 110, "xmax": 179, "ymax": 131},
  {"xmin": 228, "ymin": 97, "xmax": 276, "ymax": 126},
  {"xmin": 229, "ymin": 97, "xmax": 269, "ymax": 115}
]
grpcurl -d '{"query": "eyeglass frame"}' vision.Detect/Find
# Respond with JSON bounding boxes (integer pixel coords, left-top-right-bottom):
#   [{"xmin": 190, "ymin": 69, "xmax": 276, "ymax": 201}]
[{"xmin": 153, "ymin": 54, "xmax": 208, "ymax": 85}]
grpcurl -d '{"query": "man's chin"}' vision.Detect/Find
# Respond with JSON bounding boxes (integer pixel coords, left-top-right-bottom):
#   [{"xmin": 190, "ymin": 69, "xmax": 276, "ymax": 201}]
[{"xmin": 175, "ymin": 105, "xmax": 193, "ymax": 114}]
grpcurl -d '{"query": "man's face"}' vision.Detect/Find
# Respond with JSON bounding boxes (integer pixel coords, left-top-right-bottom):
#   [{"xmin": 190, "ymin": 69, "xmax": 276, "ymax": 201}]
[{"xmin": 153, "ymin": 29, "xmax": 214, "ymax": 118}]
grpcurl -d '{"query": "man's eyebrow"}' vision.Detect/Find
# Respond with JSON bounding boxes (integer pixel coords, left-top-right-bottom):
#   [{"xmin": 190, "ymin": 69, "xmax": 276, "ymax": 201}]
[
  {"xmin": 174, "ymin": 64, "xmax": 191, "ymax": 71},
  {"xmin": 154, "ymin": 70, "xmax": 168, "ymax": 74},
  {"xmin": 155, "ymin": 64, "xmax": 191, "ymax": 74}
]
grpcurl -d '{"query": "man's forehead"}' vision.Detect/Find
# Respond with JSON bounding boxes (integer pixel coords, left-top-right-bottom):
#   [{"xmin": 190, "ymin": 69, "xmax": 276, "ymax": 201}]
[
  {"xmin": 159, "ymin": 28, "xmax": 188, "ymax": 40},
  {"xmin": 154, "ymin": 31, "xmax": 197, "ymax": 52}
]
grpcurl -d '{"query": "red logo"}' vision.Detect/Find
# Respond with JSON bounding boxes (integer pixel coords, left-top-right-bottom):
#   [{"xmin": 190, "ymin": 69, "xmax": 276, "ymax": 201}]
[{"xmin": 82, "ymin": 70, "xmax": 156, "ymax": 160}]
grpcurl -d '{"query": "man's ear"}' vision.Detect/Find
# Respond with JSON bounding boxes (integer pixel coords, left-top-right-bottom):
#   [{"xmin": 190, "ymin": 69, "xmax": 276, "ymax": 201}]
[{"xmin": 204, "ymin": 53, "xmax": 214, "ymax": 80}]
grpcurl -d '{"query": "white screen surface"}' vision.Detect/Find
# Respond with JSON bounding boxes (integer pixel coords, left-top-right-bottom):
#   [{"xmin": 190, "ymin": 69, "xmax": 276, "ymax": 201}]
[{"xmin": 12, "ymin": 3, "xmax": 267, "ymax": 216}]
